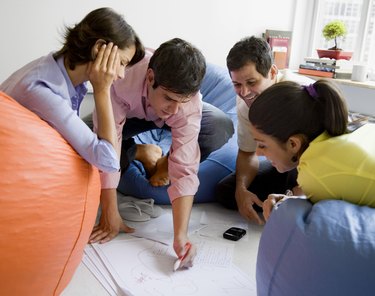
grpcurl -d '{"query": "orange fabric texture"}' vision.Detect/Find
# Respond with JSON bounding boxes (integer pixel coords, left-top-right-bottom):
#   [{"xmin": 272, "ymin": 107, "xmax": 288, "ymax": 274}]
[{"xmin": 0, "ymin": 92, "xmax": 100, "ymax": 295}]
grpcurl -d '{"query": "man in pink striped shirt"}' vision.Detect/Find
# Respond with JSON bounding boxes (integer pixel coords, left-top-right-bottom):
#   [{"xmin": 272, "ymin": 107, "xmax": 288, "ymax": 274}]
[{"xmin": 90, "ymin": 38, "xmax": 234, "ymax": 269}]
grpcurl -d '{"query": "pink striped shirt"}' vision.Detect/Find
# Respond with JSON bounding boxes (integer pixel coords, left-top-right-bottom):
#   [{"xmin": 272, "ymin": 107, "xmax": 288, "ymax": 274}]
[{"xmin": 98, "ymin": 49, "xmax": 202, "ymax": 202}]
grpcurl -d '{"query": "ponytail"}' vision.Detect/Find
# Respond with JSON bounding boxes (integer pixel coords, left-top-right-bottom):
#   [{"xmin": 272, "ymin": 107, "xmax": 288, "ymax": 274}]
[{"xmin": 311, "ymin": 80, "xmax": 348, "ymax": 136}]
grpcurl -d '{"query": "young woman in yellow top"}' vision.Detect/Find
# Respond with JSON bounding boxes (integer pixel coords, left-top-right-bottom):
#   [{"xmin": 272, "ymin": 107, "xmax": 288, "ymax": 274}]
[{"xmin": 248, "ymin": 79, "xmax": 375, "ymax": 220}]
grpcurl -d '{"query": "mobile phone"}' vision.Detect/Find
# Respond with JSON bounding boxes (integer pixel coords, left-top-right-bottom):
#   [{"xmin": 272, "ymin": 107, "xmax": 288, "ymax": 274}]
[{"xmin": 223, "ymin": 227, "xmax": 246, "ymax": 241}]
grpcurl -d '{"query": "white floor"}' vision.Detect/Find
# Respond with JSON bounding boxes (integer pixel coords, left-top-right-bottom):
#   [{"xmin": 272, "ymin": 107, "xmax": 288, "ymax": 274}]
[
  {"xmin": 61, "ymin": 202, "xmax": 263, "ymax": 296},
  {"xmin": 73, "ymin": 94, "xmax": 263, "ymax": 295}
]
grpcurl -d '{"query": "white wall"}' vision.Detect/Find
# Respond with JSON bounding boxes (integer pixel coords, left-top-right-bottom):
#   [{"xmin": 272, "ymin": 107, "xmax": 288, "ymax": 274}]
[
  {"xmin": 1, "ymin": 0, "xmax": 373, "ymax": 115},
  {"xmin": 0, "ymin": 0, "xmax": 298, "ymax": 83},
  {"xmin": 340, "ymin": 84, "xmax": 375, "ymax": 116}
]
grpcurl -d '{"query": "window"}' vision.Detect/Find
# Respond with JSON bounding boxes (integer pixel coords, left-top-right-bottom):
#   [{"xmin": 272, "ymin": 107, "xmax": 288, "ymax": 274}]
[{"xmin": 311, "ymin": 0, "xmax": 375, "ymax": 69}]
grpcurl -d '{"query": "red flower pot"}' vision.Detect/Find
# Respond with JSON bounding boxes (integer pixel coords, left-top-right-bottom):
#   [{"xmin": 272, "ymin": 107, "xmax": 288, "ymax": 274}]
[{"xmin": 316, "ymin": 49, "xmax": 353, "ymax": 60}]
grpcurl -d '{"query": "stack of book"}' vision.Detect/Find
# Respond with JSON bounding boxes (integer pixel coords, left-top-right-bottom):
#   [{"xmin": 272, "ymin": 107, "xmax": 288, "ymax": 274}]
[
  {"xmin": 264, "ymin": 29, "xmax": 292, "ymax": 70},
  {"xmin": 298, "ymin": 57, "xmax": 338, "ymax": 78}
]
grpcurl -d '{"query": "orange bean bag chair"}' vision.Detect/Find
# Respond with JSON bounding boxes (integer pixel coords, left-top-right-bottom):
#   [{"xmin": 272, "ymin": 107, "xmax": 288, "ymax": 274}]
[{"xmin": 0, "ymin": 91, "xmax": 100, "ymax": 295}]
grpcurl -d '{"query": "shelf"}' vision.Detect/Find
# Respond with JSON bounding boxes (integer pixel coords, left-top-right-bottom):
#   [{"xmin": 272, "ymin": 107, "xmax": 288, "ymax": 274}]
[{"xmin": 294, "ymin": 71, "xmax": 375, "ymax": 90}]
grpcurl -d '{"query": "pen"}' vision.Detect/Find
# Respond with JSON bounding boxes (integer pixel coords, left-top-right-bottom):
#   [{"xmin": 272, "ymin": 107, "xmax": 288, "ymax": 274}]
[
  {"xmin": 274, "ymin": 189, "xmax": 293, "ymax": 210},
  {"xmin": 285, "ymin": 189, "xmax": 293, "ymax": 196},
  {"xmin": 173, "ymin": 242, "xmax": 191, "ymax": 272}
]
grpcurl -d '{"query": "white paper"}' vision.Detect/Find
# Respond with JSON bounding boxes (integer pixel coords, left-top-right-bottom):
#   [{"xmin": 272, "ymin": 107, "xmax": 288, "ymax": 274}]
[
  {"xmin": 127, "ymin": 212, "xmax": 205, "ymax": 245},
  {"xmin": 83, "ymin": 246, "xmax": 119, "ymax": 295},
  {"xmin": 88, "ymin": 237, "xmax": 256, "ymax": 296}
]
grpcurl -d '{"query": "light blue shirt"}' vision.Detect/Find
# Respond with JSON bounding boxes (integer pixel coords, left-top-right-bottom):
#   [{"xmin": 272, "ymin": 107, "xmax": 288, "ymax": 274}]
[{"xmin": 0, "ymin": 52, "xmax": 119, "ymax": 172}]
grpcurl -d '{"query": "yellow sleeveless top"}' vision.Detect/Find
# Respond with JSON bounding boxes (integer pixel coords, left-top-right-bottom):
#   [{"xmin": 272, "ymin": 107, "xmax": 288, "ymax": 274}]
[{"xmin": 297, "ymin": 123, "xmax": 375, "ymax": 207}]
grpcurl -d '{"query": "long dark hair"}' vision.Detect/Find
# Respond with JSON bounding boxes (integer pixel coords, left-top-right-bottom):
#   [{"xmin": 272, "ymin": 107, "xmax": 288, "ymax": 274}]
[
  {"xmin": 54, "ymin": 7, "xmax": 144, "ymax": 70},
  {"xmin": 249, "ymin": 80, "xmax": 348, "ymax": 150}
]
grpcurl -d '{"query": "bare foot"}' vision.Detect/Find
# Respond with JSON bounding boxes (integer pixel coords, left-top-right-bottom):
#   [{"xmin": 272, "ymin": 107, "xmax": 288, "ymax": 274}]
[
  {"xmin": 149, "ymin": 155, "xmax": 170, "ymax": 187},
  {"xmin": 135, "ymin": 144, "xmax": 162, "ymax": 177}
]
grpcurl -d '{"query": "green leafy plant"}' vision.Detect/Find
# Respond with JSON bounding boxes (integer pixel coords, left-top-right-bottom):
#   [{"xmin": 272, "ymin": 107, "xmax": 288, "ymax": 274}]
[{"xmin": 322, "ymin": 20, "xmax": 347, "ymax": 50}]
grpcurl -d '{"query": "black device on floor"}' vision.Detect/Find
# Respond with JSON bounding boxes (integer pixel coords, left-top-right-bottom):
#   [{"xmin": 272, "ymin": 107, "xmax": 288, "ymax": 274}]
[{"xmin": 223, "ymin": 227, "xmax": 246, "ymax": 241}]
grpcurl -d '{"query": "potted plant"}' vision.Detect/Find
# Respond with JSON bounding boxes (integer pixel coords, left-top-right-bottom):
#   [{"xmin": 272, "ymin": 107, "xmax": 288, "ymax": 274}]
[{"xmin": 317, "ymin": 20, "xmax": 353, "ymax": 60}]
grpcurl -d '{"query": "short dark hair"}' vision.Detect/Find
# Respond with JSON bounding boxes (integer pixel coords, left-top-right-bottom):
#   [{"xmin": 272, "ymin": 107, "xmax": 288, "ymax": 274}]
[
  {"xmin": 54, "ymin": 7, "xmax": 145, "ymax": 70},
  {"xmin": 148, "ymin": 38, "xmax": 206, "ymax": 96},
  {"xmin": 249, "ymin": 80, "xmax": 348, "ymax": 153},
  {"xmin": 226, "ymin": 36, "xmax": 273, "ymax": 77}
]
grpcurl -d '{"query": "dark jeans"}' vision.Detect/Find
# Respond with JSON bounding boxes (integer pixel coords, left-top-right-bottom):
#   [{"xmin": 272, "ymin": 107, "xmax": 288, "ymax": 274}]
[
  {"xmin": 83, "ymin": 102, "xmax": 234, "ymax": 171},
  {"xmin": 215, "ymin": 157, "xmax": 298, "ymax": 210}
]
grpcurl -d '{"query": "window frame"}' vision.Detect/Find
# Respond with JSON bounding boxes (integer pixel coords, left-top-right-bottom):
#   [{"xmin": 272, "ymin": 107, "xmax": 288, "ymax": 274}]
[{"xmin": 308, "ymin": 0, "xmax": 374, "ymax": 64}]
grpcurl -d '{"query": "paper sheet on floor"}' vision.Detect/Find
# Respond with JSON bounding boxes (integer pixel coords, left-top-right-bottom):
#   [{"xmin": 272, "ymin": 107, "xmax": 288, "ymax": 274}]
[
  {"xmin": 126, "ymin": 212, "xmax": 205, "ymax": 245},
  {"xmin": 82, "ymin": 244, "xmax": 124, "ymax": 296},
  {"xmin": 83, "ymin": 235, "xmax": 255, "ymax": 296}
]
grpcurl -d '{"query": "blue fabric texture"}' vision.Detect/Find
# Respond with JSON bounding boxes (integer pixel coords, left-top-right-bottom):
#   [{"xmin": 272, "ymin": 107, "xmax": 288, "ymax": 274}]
[
  {"xmin": 256, "ymin": 198, "xmax": 375, "ymax": 296},
  {"xmin": 117, "ymin": 63, "xmax": 238, "ymax": 204}
]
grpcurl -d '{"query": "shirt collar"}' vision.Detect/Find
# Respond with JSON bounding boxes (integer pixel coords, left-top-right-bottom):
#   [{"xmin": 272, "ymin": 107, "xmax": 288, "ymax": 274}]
[
  {"xmin": 55, "ymin": 55, "xmax": 87, "ymax": 99},
  {"xmin": 141, "ymin": 80, "xmax": 166, "ymax": 127},
  {"xmin": 55, "ymin": 55, "xmax": 87, "ymax": 115}
]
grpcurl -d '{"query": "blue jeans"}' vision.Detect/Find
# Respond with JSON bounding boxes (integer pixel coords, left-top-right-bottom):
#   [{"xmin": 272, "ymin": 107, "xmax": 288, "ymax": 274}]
[
  {"xmin": 120, "ymin": 102, "xmax": 234, "ymax": 170},
  {"xmin": 215, "ymin": 158, "xmax": 298, "ymax": 210}
]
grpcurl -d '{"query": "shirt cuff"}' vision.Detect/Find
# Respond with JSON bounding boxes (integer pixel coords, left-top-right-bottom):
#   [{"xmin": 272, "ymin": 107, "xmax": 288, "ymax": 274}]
[
  {"xmin": 100, "ymin": 171, "xmax": 121, "ymax": 189},
  {"xmin": 167, "ymin": 175, "xmax": 199, "ymax": 202}
]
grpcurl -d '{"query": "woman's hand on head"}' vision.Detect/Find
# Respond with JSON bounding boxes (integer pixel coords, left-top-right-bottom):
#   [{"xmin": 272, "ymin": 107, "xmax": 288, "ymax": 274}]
[{"xmin": 87, "ymin": 42, "xmax": 120, "ymax": 93}]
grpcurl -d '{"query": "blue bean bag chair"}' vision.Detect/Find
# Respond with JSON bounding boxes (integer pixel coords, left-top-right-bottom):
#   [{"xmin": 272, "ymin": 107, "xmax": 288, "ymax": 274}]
[
  {"xmin": 117, "ymin": 63, "xmax": 238, "ymax": 204},
  {"xmin": 256, "ymin": 198, "xmax": 375, "ymax": 296}
]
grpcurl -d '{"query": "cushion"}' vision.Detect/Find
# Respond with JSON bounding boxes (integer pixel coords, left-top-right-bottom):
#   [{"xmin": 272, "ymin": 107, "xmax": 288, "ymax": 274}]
[
  {"xmin": 0, "ymin": 92, "xmax": 100, "ymax": 295},
  {"xmin": 118, "ymin": 132, "xmax": 237, "ymax": 204},
  {"xmin": 117, "ymin": 63, "xmax": 238, "ymax": 204},
  {"xmin": 200, "ymin": 63, "xmax": 238, "ymax": 115},
  {"xmin": 256, "ymin": 198, "xmax": 375, "ymax": 296}
]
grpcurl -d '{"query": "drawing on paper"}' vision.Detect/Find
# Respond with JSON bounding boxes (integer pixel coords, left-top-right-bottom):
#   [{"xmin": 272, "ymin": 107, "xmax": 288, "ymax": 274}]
[{"xmin": 91, "ymin": 237, "xmax": 255, "ymax": 296}]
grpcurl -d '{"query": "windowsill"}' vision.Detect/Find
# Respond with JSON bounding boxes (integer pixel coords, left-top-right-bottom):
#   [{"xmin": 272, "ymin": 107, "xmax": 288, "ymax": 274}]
[
  {"xmin": 328, "ymin": 78, "xmax": 375, "ymax": 90},
  {"xmin": 294, "ymin": 71, "xmax": 375, "ymax": 90}
]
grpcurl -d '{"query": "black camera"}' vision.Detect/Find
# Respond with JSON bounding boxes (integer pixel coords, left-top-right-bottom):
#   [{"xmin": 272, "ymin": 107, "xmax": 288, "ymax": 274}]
[{"xmin": 223, "ymin": 227, "xmax": 246, "ymax": 241}]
